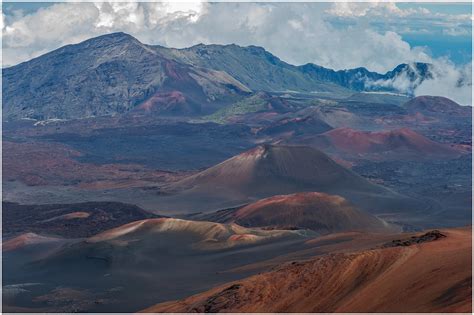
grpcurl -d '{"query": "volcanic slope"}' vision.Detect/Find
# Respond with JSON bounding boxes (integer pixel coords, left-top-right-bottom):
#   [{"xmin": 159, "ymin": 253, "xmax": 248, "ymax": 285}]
[
  {"xmin": 143, "ymin": 227, "xmax": 472, "ymax": 313},
  {"xmin": 3, "ymin": 232, "xmax": 67, "ymax": 253},
  {"xmin": 404, "ymin": 95, "xmax": 471, "ymax": 116},
  {"xmin": 160, "ymin": 144, "xmax": 421, "ymax": 213},
  {"xmin": 3, "ymin": 32, "xmax": 251, "ymax": 120},
  {"xmin": 193, "ymin": 192, "xmax": 396, "ymax": 234},
  {"xmin": 2, "ymin": 218, "xmax": 311, "ymax": 312},
  {"xmin": 86, "ymin": 218, "xmax": 303, "ymax": 250},
  {"xmin": 300, "ymin": 127, "xmax": 462, "ymax": 159}
]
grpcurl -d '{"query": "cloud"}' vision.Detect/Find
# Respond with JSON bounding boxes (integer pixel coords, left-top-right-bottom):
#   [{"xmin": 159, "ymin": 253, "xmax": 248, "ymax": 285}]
[
  {"xmin": 442, "ymin": 27, "xmax": 470, "ymax": 36},
  {"xmin": 414, "ymin": 61, "xmax": 472, "ymax": 105},
  {"xmin": 0, "ymin": 2, "xmax": 448, "ymax": 70},
  {"xmin": 1, "ymin": 1, "xmax": 208, "ymax": 65},
  {"xmin": 326, "ymin": 2, "xmax": 471, "ymax": 38},
  {"xmin": 364, "ymin": 61, "xmax": 472, "ymax": 105},
  {"xmin": 326, "ymin": 2, "xmax": 430, "ymax": 18},
  {"xmin": 1, "ymin": 2, "xmax": 471, "ymax": 104},
  {"xmin": 365, "ymin": 63, "xmax": 426, "ymax": 95}
]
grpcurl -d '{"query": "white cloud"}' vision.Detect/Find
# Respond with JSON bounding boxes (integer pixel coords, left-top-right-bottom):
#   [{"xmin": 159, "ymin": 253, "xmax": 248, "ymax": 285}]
[
  {"xmin": 326, "ymin": 2, "xmax": 471, "ymax": 38},
  {"xmin": 365, "ymin": 63, "xmax": 425, "ymax": 94},
  {"xmin": 442, "ymin": 27, "xmax": 470, "ymax": 36},
  {"xmin": 326, "ymin": 2, "xmax": 430, "ymax": 18},
  {"xmin": 414, "ymin": 61, "xmax": 472, "ymax": 105},
  {"xmin": 0, "ymin": 2, "xmax": 465, "ymax": 71},
  {"xmin": 365, "ymin": 61, "xmax": 471, "ymax": 105},
  {"xmin": 1, "ymin": 2, "xmax": 471, "ymax": 104}
]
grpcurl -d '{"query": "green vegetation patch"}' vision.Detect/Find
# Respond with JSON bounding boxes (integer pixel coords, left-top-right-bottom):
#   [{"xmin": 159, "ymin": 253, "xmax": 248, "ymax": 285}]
[{"xmin": 203, "ymin": 94, "xmax": 269, "ymax": 123}]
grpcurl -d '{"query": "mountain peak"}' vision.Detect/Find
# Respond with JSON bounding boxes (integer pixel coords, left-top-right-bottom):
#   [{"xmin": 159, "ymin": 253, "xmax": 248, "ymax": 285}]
[
  {"xmin": 3, "ymin": 32, "xmax": 439, "ymax": 121},
  {"xmin": 386, "ymin": 62, "xmax": 432, "ymax": 81},
  {"xmin": 173, "ymin": 144, "xmax": 386, "ymax": 195},
  {"xmin": 79, "ymin": 32, "xmax": 142, "ymax": 48},
  {"xmin": 90, "ymin": 31, "xmax": 137, "ymax": 41}
]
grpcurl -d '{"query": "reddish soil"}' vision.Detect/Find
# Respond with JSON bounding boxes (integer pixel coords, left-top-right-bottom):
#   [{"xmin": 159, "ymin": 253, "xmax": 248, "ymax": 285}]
[
  {"xmin": 310, "ymin": 127, "xmax": 462, "ymax": 157},
  {"xmin": 170, "ymin": 144, "xmax": 386, "ymax": 196},
  {"xmin": 404, "ymin": 96, "xmax": 472, "ymax": 116},
  {"xmin": 3, "ymin": 141, "xmax": 179, "ymax": 188},
  {"xmin": 2, "ymin": 233, "xmax": 62, "ymax": 252},
  {"xmin": 139, "ymin": 91, "xmax": 186, "ymax": 112},
  {"xmin": 231, "ymin": 192, "xmax": 394, "ymax": 233},
  {"xmin": 143, "ymin": 227, "xmax": 472, "ymax": 313}
]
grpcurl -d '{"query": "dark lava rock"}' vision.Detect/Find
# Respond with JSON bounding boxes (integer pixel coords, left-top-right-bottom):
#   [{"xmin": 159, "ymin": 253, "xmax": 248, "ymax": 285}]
[
  {"xmin": 382, "ymin": 230, "xmax": 447, "ymax": 248},
  {"xmin": 2, "ymin": 201, "xmax": 163, "ymax": 239},
  {"xmin": 191, "ymin": 284, "xmax": 242, "ymax": 313}
]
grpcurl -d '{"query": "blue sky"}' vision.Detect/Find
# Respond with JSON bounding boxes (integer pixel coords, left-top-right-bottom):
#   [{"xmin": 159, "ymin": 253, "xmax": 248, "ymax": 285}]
[
  {"xmin": 403, "ymin": 33, "xmax": 471, "ymax": 65},
  {"xmin": 399, "ymin": 3, "xmax": 471, "ymax": 65},
  {"xmin": 3, "ymin": 2, "xmax": 54, "ymax": 15},
  {"xmin": 392, "ymin": 3, "xmax": 471, "ymax": 65},
  {"xmin": 398, "ymin": 3, "xmax": 471, "ymax": 15}
]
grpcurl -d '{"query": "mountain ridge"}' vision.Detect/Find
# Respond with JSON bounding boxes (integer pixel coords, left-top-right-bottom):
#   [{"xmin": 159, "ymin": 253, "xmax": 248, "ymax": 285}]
[
  {"xmin": 3, "ymin": 32, "xmax": 434, "ymax": 121},
  {"xmin": 143, "ymin": 227, "xmax": 471, "ymax": 313}
]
